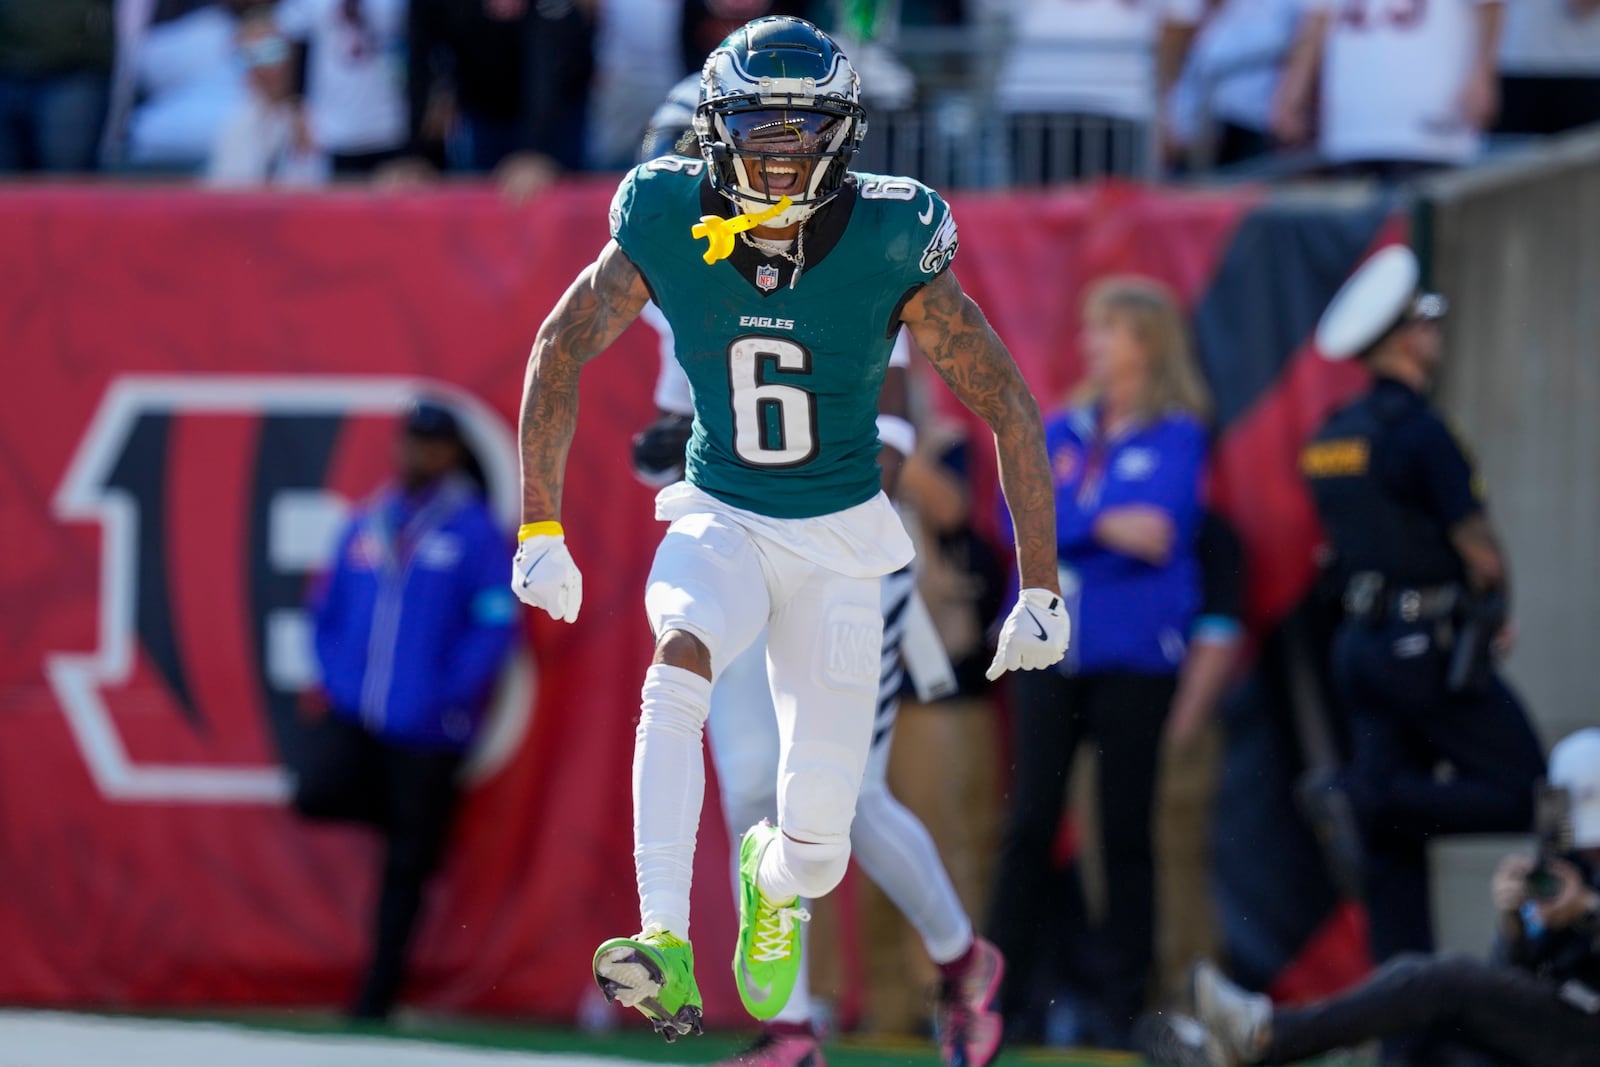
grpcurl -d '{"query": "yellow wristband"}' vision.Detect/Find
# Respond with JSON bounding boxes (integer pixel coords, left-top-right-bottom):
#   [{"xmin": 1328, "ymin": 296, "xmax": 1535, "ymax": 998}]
[{"xmin": 517, "ymin": 521, "xmax": 564, "ymax": 542}]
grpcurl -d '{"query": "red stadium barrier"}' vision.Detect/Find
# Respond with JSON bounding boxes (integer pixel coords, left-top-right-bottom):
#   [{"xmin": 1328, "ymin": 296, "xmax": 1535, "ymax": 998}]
[{"xmin": 0, "ymin": 179, "xmax": 1381, "ymax": 1022}]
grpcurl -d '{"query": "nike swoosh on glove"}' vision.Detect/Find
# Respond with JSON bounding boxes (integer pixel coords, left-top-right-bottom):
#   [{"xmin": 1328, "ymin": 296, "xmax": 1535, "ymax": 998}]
[
  {"xmin": 986, "ymin": 588, "xmax": 1070, "ymax": 680},
  {"xmin": 511, "ymin": 533, "xmax": 582, "ymax": 623}
]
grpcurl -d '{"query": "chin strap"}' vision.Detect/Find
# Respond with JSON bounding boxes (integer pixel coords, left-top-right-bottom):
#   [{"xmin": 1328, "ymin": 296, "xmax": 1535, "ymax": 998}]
[{"xmin": 691, "ymin": 196, "xmax": 794, "ymax": 265}]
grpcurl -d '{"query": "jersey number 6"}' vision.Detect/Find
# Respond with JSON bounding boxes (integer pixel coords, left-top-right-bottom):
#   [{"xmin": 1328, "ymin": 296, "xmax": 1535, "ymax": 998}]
[{"xmin": 728, "ymin": 336, "xmax": 818, "ymax": 468}]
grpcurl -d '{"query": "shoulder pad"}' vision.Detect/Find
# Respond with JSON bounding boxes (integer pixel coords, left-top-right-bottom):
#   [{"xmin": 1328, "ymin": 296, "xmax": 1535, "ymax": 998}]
[
  {"xmin": 610, "ymin": 157, "xmax": 709, "ymax": 242},
  {"xmin": 854, "ymin": 173, "xmax": 958, "ymax": 278}
]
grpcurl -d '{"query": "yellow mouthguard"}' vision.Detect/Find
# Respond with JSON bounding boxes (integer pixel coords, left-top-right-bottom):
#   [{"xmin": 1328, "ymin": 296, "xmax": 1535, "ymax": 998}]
[{"xmin": 691, "ymin": 196, "xmax": 794, "ymax": 265}]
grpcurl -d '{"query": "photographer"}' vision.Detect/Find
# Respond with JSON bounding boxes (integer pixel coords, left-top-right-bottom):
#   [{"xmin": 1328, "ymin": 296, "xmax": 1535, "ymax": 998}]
[{"xmin": 1168, "ymin": 727, "xmax": 1600, "ymax": 1067}]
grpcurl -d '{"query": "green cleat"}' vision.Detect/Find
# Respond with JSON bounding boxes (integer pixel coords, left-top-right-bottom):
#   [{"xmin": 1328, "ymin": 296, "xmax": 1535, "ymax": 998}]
[
  {"xmin": 733, "ymin": 820, "xmax": 812, "ymax": 1021},
  {"xmin": 593, "ymin": 925, "xmax": 704, "ymax": 1042}
]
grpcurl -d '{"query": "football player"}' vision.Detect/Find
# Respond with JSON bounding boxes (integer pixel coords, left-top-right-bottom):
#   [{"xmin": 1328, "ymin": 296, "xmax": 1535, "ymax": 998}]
[
  {"xmin": 511, "ymin": 14, "xmax": 1067, "ymax": 1049},
  {"xmin": 638, "ymin": 318, "xmax": 1002, "ymax": 1067}
]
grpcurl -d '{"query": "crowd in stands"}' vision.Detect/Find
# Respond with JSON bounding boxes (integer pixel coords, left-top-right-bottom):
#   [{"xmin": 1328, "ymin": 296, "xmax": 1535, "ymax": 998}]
[{"xmin": 3, "ymin": 0, "xmax": 1600, "ymax": 186}]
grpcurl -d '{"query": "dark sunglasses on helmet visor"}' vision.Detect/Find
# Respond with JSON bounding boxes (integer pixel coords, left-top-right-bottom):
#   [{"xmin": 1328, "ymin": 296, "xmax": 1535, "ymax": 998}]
[{"xmin": 723, "ymin": 110, "xmax": 843, "ymax": 154}]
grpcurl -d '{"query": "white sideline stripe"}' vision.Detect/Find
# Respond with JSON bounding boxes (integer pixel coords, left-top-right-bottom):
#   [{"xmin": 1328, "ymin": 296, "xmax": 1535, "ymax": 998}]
[{"xmin": 0, "ymin": 1012, "xmax": 649, "ymax": 1067}]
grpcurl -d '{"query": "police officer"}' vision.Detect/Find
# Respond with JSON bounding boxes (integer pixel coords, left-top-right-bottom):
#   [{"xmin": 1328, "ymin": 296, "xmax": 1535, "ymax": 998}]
[{"xmin": 1299, "ymin": 245, "xmax": 1546, "ymax": 970}]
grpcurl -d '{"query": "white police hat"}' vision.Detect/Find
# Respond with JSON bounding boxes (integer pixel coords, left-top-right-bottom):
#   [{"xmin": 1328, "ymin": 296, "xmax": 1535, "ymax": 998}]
[
  {"xmin": 1551, "ymin": 728, "xmax": 1600, "ymax": 849},
  {"xmin": 1315, "ymin": 245, "xmax": 1447, "ymax": 361}
]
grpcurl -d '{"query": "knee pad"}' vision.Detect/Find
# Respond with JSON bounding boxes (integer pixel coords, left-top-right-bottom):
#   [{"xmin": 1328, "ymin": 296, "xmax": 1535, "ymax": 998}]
[
  {"xmin": 645, "ymin": 515, "xmax": 764, "ymax": 672},
  {"xmin": 779, "ymin": 741, "xmax": 860, "ymax": 838},
  {"xmin": 776, "ymin": 741, "xmax": 859, "ymax": 896},
  {"xmin": 645, "ymin": 583, "xmax": 728, "ymax": 669},
  {"xmin": 776, "ymin": 834, "xmax": 851, "ymax": 899}
]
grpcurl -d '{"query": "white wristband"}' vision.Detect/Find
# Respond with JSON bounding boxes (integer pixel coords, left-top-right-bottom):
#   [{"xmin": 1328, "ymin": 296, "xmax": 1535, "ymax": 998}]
[{"xmin": 876, "ymin": 414, "xmax": 916, "ymax": 458}]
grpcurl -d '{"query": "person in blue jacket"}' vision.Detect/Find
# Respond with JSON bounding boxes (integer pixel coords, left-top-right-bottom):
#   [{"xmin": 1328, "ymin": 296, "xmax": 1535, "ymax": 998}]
[
  {"xmin": 294, "ymin": 398, "xmax": 517, "ymax": 1020},
  {"xmin": 987, "ymin": 276, "xmax": 1211, "ymax": 1049}
]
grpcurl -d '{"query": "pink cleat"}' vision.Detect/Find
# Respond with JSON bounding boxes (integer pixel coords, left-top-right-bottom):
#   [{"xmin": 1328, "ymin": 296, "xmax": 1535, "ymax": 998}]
[
  {"xmin": 715, "ymin": 1028, "xmax": 825, "ymax": 1067},
  {"xmin": 935, "ymin": 937, "xmax": 1005, "ymax": 1067}
]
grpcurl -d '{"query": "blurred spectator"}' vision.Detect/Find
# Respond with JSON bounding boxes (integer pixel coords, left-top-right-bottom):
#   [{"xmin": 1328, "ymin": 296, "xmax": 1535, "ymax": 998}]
[
  {"xmin": 586, "ymin": 0, "xmax": 679, "ymax": 170},
  {"xmin": 277, "ymin": 0, "xmax": 408, "ymax": 176},
  {"xmin": 679, "ymin": 0, "xmax": 810, "ymax": 78},
  {"xmin": 294, "ymin": 399, "xmax": 517, "ymax": 1020},
  {"xmin": 206, "ymin": 6, "xmax": 327, "ymax": 185},
  {"xmin": 1164, "ymin": 0, "xmax": 1306, "ymax": 173},
  {"xmin": 381, "ymin": 0, "xmax": 594, "ymax": 199},
  {"xmin": 1154, "ymin": 510, "xmax": 1246, "ymax": 1003},
  {"xmin": 106, "ymin": 0, "xmax": 258, "ymax": 173},
  {"xmin": 635, "ymin": 68, "xmax": 696, "ymax": 163},
  {"xmin": 821, "ymin": 0, "xmax": 919, "ymax": 176},
  {"xmin": 1165, "ymin": 512, "xmax": 1246, "ymax": 751},
  {"xmin": 987, "ymin": 276, "xmax": 1210, "ymax": 1049},
  {"xmin": 1024, "ymin": 512, "xmax": 1245, "ymax": 1045},
  {"xmin": 822, "ymin": 0, "xmax": 916, "ymax": 109},
  {"xmin": 988, "ymin": 0, "xmax": 1202, "ymax": 184},
  {"xmin": 898, "ymin": 423, "xmax": 1006, "ymax": 701},
  {"xmin": 1274, "ymin": 0, "xmax": 1505, "ymax": 180},
  {"xmin": 1160, "ymin": 727, "xmax": 1600, "ymax": 1067},
  {"xmin": 0, "ymin": 0, "xmax": 113, "ymax": 172},
  {"xmin": 1496, "ymin": 0, "xmax": 1600, "ymax": 137}
]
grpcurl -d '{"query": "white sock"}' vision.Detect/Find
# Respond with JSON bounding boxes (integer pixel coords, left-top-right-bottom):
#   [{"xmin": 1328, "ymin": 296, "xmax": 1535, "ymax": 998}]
[
  {"xmin": 634, "ymin": 664, "xmax": 712, "ymax": 939},
  {"xmin": 757, "ymin": 828, "xmax": 850, "ymax": 903}
]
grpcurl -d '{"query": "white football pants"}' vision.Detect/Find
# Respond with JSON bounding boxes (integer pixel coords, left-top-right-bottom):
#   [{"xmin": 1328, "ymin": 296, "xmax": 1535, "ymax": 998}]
[
  {"xmin": 635, "ymin": 510, "xmax": 883, "ymax": 944},
  {"xmin": 706, "ymin": 566, "xmax": 975, "ymax": 1025}
]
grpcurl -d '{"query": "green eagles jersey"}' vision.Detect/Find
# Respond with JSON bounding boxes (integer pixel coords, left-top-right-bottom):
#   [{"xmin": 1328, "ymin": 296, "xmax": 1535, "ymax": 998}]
[{"xmin": 609, "ymin": 158, "xmax": 959, "ymax": 519}]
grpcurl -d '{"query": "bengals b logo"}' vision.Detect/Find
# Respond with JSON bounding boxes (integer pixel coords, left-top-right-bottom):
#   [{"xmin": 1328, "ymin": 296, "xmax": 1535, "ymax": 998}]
[{"xmin": 50, "ymin": 376, "xmax": 529, "ymax": 803}]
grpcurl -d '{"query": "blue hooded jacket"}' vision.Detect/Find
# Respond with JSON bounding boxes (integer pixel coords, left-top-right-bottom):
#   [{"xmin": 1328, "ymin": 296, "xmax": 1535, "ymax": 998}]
[{"xmin": 311, "ymin": 474, "xmax": 517, "ymax": 750}]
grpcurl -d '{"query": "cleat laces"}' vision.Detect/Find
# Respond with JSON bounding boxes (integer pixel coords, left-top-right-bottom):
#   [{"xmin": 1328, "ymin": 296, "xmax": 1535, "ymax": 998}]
[{"xmin": 751, "ymin": 899, "xmax": 811, "ymax": 963}]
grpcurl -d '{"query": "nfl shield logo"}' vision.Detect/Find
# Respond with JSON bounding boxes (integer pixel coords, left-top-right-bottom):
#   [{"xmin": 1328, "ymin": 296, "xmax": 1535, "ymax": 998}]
[{"xmin": 756, "ymin": 264, "xmax": 780, "ymax": 291}]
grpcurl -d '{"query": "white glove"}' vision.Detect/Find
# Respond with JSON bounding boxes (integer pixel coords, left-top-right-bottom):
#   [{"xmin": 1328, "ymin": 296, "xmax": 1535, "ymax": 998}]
[
  {"xmin": 986, "ymin": 588, "xmax": 1070, "ymax": 681},
  {"xmin": 511, "ymin": 533, "xmax": 582, "ymax": 623}
]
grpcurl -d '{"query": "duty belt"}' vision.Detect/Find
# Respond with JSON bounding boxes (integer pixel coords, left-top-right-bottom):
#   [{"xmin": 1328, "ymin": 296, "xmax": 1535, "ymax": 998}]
[{"xmin": 1344, "ymin": 573, "xmax": 1462, "ymax": 624}]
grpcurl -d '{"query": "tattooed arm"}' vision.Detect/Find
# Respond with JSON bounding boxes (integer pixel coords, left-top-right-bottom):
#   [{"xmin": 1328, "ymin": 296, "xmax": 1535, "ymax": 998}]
[
  {"xmin": 520, "ymin": 240, "xmax": 651, "ymax": 523},
  {"xmin": 901, "ymin": 270, "xmax": 1060, "ymax": 596}
]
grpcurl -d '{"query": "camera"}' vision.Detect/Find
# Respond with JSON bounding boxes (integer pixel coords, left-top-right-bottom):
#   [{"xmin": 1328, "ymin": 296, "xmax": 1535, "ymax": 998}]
[{"xmin": 1526, "ymin": 780, "xmax": 1574, "ymax": 900}]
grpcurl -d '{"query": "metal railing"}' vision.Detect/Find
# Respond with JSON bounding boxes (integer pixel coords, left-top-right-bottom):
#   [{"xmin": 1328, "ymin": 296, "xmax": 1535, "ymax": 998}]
[{"xmin": 851, "ymin": 25, "xmax": 1162, "ymax": 188}]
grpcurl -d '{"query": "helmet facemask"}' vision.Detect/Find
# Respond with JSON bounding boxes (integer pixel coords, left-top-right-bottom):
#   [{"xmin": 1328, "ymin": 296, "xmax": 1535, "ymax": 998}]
[{"xmin": 695, "ymin": 25, "xmax": 867, "ymax": 228}]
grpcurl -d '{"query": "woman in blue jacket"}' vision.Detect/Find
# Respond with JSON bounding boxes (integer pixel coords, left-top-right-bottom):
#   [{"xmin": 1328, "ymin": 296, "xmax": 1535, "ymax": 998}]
[{"xmin": 987, "ymin": 277, "xmax": 1211, "ymax": 1048}]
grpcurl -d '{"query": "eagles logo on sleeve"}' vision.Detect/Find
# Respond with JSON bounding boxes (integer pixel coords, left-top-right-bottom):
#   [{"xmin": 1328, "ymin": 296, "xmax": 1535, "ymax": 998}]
[{"xmin": 918, "ymin": 203, "xmax": 958, "ymax": 276}]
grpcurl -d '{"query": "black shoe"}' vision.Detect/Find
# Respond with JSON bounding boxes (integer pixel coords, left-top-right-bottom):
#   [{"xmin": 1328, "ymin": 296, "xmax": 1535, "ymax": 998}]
[{"xmin": 1296, "ymin": 769, "xmax": 1366, "ymax": 899}]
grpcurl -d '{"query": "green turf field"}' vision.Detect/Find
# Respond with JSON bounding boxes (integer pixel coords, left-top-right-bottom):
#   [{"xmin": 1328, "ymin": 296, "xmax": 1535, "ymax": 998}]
[
  {"xmin": 0, "ymin": 1009, "xmax": 1376, "ymax": 1066},
  {"xmin": 0, "ymin": 1010, "xmax": 1154, "ymax": 1067}
]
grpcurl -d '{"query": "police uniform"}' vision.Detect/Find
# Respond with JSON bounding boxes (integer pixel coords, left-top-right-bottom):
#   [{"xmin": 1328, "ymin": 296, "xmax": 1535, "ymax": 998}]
[{"xmin": 1302, "ymin": 246, "xmax": 1545, "ymax": 965}]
